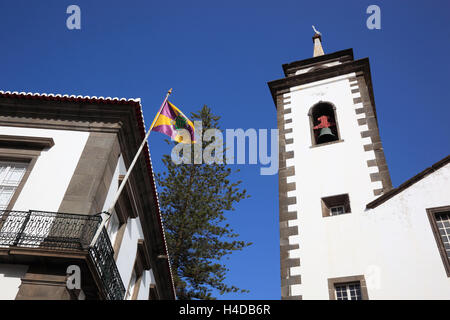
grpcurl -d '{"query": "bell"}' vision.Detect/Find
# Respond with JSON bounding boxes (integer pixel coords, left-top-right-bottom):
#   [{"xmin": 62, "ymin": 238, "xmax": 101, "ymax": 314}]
[{"xmin": 317, "ymin": 127, "xmax": 336, "ymax": 144}]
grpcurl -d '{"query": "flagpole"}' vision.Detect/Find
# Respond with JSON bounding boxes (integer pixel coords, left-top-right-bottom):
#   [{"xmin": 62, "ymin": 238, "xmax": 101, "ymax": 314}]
[{"xmin": 89, "ymin": 88, "xmax": 173, "ymax": 247}]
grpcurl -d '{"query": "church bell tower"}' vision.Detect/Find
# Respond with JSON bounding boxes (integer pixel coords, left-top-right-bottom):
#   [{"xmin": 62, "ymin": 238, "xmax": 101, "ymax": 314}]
[{"xmin": 268, "ymin": 29, "xmax": 392, "ymax": 300}]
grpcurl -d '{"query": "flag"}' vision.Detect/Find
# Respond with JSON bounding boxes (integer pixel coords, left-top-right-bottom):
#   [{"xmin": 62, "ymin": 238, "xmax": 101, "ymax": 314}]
[{"xmin": 150, "ymin": 101, "xmax": 195, "ymax": 143}]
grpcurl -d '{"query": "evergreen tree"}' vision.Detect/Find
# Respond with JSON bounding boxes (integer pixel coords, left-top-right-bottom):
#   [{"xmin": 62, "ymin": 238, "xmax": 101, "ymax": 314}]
[{"xmin": 155, "ymin": 105, "xmax": 251, "ymax": 300}]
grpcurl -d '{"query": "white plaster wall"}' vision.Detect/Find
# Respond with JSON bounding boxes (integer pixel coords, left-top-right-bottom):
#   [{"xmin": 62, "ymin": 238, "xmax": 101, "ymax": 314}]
[
  {"xmin": 312, "ymin": 164, "xmax": 450, "ymax": 299},
  {"xmin": 357, "ymin": 164, "xmax": 450, "ymax": 299},
  {"xmin": 0, "ymin": 126, "xmax": 89, "ymax": 212},
  {"xmin": 101, "ymin": 155, "xmax": 150, "ymax": 299},
  {"xmin": 285, "ymin": 73, "xmax": 379, "ymax": 296},
  {"xmin": 0, "ymin": 264, "xmax": 28, "ymax": 300},
  {"xmin": 282, "ymin": 73, "xmax": 450, "ymax": 299},
  {"xmin": 115, "ymin": 217, "xmax": 145, "ymax": 295},
  {"xmin": 292, "ymin": 155, "xmax": 450, "ymax": 298}
]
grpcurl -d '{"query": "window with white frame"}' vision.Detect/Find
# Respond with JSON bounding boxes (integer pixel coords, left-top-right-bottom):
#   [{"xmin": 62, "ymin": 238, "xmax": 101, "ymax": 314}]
[
  {"xmin": 125, "ymin": 269, "xmax": 137, "ymax": 300},
  {"xmin": 0, "ymin": 161, "xmax": 28, "ymax": 210},
  {"xmin": 330, "ymin": 205, "xmax": 345, "ymax": 216},
  {"xmin": 334, "ymin": 282, "xmax": 362, "ymax": 300},
  {"xmin": 106, "ymin": 212, "xmax": 120, "ymax": 245}
]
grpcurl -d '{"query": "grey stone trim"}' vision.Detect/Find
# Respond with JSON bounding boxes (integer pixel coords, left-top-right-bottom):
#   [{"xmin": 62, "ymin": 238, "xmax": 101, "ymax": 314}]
[
  {"xmin": 281, "ymin": 196, "xmax": 297, "ymax": 206},
  {"xmin": 276, "ymin": 92, "xmax": 300, "ymax": 300},
  {"xmin": 281, "ymin": 295, "xmax": 302, "ymax": 300},
  {"xmin": 280, "ymin": 48, "xmax": 354, "ymax": 77},
  {"xmin": 281, "ymin": 275, "xmax": 301, "ymax": 286},
  {"xmin": 279, "ymin": 166, "xmax": 295, "ymax": 177},
  {"xmin": 281, "ymin": 128, "xmax": 293, "ymax": 135},
  {"xmin": 367, "ymin": 159, "xmax": 377, "ymax": 167},
  {"xmin": 350, "ymin": 76, "xmax": 393, "ymax": 194},
  {"xmin": 286, "ymin": 182, "xmax": 296, "ymax": 191},
  {"xmin": 279, "ymin": 182, "xmax": 296, "ymax": 193},
  {"xmin": 373, "ymin": 188, "xmax": 384, "ymax": 196},
  {"xmin": 281, "ymin": 258, "xmax": 301, "ymax": 269},
  {"xmin": 59, "ymin": 132, "xmax": 120, "ymax": 214},
  {"xmin": 285, "ymin": 151, "xmax": 294, "ymax": 159},
  {"xmin": 280, "ymin": 226, "xmax": 299, "ymax": 238},
  {"xmin": 280, "ymin": 211, "xmax": 297, "ymax": 222},
  {"xmin": 357, "ymin": 118, "xmax": 367, "ymax": 125},
  {"xmin": 353, "ymin": 97, "xmax": 362, "ymax": 104},
  {"xmin": 370, "ymin": 172, "xmax": 382, "ymax": 182},
  {"xmin": 285, "ymin": 138, "xmax": 294, "ymax": 145},
  {"xmin": 280, "ymin": 243, "xmax": 299, "ymax": 251}
]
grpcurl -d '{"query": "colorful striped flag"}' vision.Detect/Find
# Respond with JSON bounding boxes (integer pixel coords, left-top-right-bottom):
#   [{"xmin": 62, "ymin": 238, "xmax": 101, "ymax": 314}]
[{"xmin": 150, "ymin": 101, "xmax": 195, "ymax": 143}]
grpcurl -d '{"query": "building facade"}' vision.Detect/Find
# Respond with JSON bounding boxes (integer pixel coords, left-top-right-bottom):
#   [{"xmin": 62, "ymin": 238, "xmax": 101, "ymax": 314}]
[
  {"xmin": 268, "ymin": 33, "xmax": 450, "ymax": 300},
  {"xmin": 0, "ymin": 92, "xmax": 175, "ymax": 300}
]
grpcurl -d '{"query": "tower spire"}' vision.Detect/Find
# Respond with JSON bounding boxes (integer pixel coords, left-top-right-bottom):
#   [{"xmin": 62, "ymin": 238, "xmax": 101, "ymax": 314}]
[{"xmin": 312, "ymin": 25, "xmax": 324, "ymax": 57}]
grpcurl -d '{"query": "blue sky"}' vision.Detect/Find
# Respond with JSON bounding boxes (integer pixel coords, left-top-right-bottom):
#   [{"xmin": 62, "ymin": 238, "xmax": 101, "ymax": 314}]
[{"xmin": 0, "ymin": 1, "xmax": 449, "ymax": 299}]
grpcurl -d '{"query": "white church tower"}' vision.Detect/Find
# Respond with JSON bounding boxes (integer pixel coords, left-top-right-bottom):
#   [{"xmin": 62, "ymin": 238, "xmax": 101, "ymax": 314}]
[
  {"xmin": 268, "ymin": 29, "xmax": 393, "ymax": 300},
  {"xmin": 269, "ymin": 29, "xmax": 450, "ymax": 300}
]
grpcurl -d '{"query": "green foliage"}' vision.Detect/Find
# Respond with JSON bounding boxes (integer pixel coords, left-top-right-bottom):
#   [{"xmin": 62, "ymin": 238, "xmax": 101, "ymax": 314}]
[{"xmin": 155, "ymin": 105, "xmax": 251, "ymax": 300}]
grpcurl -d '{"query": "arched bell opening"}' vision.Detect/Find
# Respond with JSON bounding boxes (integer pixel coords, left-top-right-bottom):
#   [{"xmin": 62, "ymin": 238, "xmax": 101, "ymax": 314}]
[{"xmin": 309, "ymin": 102, "xmax": 340, "ymax": 146}]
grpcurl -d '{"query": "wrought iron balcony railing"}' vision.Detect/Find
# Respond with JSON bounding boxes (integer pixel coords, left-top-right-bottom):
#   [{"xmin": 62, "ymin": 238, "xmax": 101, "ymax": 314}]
[{"xmin": 0, "ymin": 210, "xmax": 125, "ymax": 300}]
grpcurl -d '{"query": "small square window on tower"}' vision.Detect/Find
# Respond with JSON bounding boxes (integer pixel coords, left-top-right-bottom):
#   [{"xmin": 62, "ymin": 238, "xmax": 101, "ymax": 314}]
[{"xmin": 321, "ymin": 194, "xmax": 351, "ymax": 217}]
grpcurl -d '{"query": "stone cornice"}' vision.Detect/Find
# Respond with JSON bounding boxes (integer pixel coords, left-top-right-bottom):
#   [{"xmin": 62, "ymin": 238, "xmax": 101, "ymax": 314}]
[{"xmin": 268, "ymin": 57, "xmax": 379, "ymax": 125}]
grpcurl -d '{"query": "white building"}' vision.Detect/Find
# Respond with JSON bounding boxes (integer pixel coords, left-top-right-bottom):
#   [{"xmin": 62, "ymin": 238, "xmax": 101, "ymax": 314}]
[
  {"xmin": 0, "ymin": 92, "xmax": 176, "ymax": 300},
  {"xmin": 268, "ymin": 32, "xmax": 450, "ymax": 300}
]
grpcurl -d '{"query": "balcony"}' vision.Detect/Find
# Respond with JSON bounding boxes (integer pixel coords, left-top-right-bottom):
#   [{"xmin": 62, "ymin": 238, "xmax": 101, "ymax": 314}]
[{"xmin": 0, "ymin": 210, "xmax": 125, "ymax": 300}]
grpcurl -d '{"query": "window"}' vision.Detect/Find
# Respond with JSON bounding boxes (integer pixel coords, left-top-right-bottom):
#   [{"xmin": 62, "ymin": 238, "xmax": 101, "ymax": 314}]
[
  {"xmin": 0, "ymin": 161, "xmax": 29, "ymax": 210},
  {"xmin": 321, "ymin": 194, "xmax": 351, "ymax": 217},
  {"xmin": 427, "ymin": 206, "xmax": 450, "ymax": 277},
  {"xmin": 328, "ymin": 275, "xmax": 369, "ymax": 300},
  {"xmin": 335, "ymin": 282, "xmax": 362, "ymax": 300},
  {"xmin": 0, "ymin": 135, "xmax": 54, "ymax": 211},
  {"xmin": 330, "ymin": 205, "xmax": 345, "ymax": 216},
  {"xmin": 308, "ymin": 102, "xmax": 341, "ymax": 146}
]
